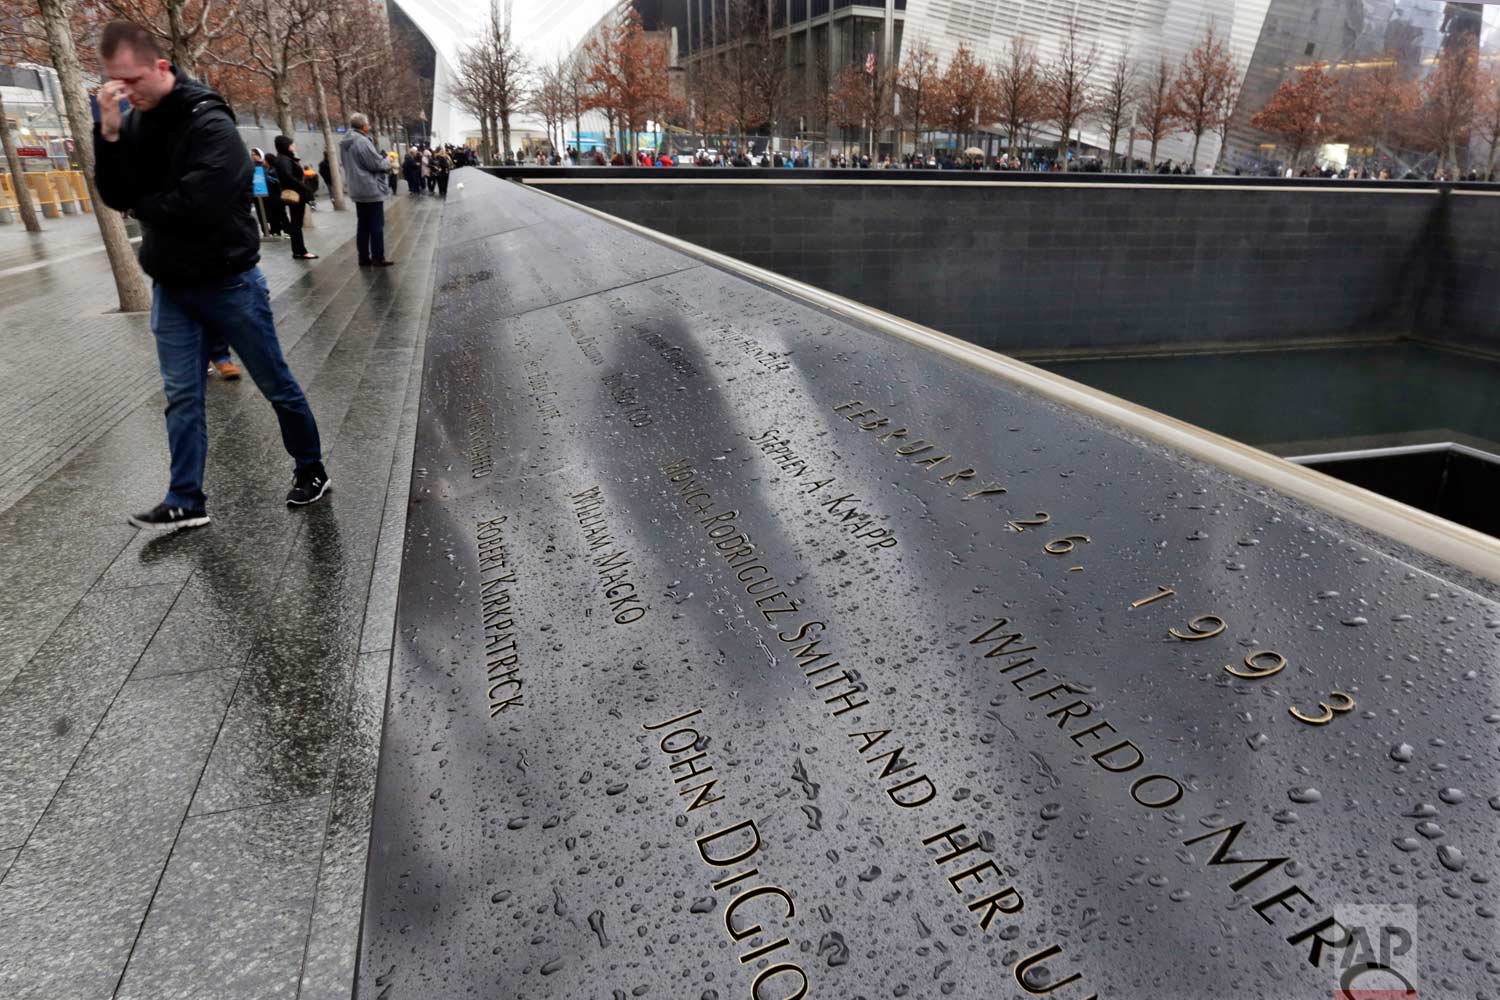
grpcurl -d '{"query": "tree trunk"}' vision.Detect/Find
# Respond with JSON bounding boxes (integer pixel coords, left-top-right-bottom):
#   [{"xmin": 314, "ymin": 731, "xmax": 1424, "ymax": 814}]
[
  {"xmin": 167, "ymin": 0, "xmax": 195, "ymax": 75},
  {"xmin": 38, "ymin": 0, "xmax": 151, "ymax": 312},
  {"xmin": 500, "ymin": 111, "xmax": 512, "ymax": 159},
  {"xmin": 1190, "ymin": 130, "xmax": 1202, "ymax": 170},
  {"xmin": 334, "ymin": 62, "xmax": 350, "ymax": 124},
  {"xmin": 274, "ymin": 73, "xmax": 295, "ymax": 137},
  {"xmin": 0, "ymin": 89, "xmax": 43, "ymax": 232},
  {"xmin": 1149, "ymin": 136, "xmax": 1159, "ymax": 169},
  {"xmin": 310, "ymin": 61, "xmax": 347, "ymax": 210}
]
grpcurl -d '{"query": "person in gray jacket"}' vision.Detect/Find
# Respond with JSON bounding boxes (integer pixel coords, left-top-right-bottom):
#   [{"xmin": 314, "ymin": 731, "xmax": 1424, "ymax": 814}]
[{"xmin": 339, "ymin": 113, "xmax": 394, "ymax": 266}]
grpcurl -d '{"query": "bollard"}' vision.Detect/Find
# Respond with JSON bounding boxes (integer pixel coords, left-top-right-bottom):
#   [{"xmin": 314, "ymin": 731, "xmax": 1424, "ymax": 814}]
[
  {"xmin": 53, "ymin": 172, "xmax": 79, "ymax": 214},
  {"xmin": 24, "ymin": 172, "xmax": 60, "ymax": 218},
  {"xmin": 0, "ymin": 173, "xmax": 16, "ymax": 224}
]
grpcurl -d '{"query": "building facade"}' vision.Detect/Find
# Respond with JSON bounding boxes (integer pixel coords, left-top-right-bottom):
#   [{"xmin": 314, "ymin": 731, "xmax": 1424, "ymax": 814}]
[
  {"xmin": 2, "ymin": 63, "xmax": 78, "ymax": 171},
  {"xmin": 653, "ymin": 0, "xmax": 1277, "ymax": 166},
  {"xmin": 387, "ymin": 0, "xmax": 624, "ymax": 148},
  {"xmin": 1225, "ymin": 0, "xmax": 1495, "ymax": 171}
]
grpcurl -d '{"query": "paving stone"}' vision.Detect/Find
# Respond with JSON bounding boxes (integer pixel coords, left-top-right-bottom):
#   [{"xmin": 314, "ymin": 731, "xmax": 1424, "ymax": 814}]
[
  {"xmin": 0, "ymin": 193, "xmax": 441, "ymax": 999},
  {"xmin": 0, "ymin": 583, "xmax": 180, "ymax": 847},
  {"xmin": 0, "ymin": 668, "xmax": 238, "ymax": 1000},
  {"xmin": 128, "ymin": 571, "xmax": 270, "ymax": 680},
  {"xmin": 114, "ymin": 795, "xmax": 329, "ymax": 1000},
  {"xmin": 295, "ymin": 650, "xmax": 391, "ymax": 1000},
  {"xmin": 0, "ymin": 579, "xmax": 86, "ymax": 697}
]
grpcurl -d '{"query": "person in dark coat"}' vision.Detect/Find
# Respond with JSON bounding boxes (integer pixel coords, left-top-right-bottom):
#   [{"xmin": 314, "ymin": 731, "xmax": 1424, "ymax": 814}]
[
  {"xmin": 94, "ymin": 20, "xmax": 328, "ymax": 528},
  {"xmin": 271, "ymin": 134, "xmax": 316, "ymax": 258},
  {"xmin": 318, "ymin": 152, "xmax": 332, "ymax": 192},
  {"xmin": 403, "ymin": 149, "xmax": 422, "ymax": 194},
  {"xmin": 431, "ymin": 147, "xmax": 451, "ymax": 197}
]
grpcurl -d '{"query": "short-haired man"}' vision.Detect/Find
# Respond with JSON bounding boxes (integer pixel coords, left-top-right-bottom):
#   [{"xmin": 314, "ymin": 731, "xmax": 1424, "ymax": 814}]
[
  {"xmin": 95, "ymin": 20, "xmax": 329, "ymax": 529},
  {"xmin": 340, "ymin": 113, "xmax": 395, "ymax": 266}
]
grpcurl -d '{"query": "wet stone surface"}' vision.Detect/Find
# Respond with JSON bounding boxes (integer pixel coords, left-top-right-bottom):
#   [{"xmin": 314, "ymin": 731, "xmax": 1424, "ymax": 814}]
[{"xmin": 359, "ymin": 170, "xmax": 1500, "ymax": 1000}]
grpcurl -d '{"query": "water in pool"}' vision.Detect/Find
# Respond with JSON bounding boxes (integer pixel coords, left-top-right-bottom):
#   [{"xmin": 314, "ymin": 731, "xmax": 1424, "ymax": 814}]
[{"xmin": 1038, "ymin": 341, "xmax": 1500, "ymax": 458}]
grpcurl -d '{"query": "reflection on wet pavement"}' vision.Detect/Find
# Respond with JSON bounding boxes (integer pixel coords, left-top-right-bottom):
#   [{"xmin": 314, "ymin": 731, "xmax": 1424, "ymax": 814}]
[{"xmin": 0, "ymin": 194, "xmax": 440, "ymax": 999}]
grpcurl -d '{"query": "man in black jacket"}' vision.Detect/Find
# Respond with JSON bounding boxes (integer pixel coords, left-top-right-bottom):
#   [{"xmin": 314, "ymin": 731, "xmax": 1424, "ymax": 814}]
[{"xmin": 95, "ymin": 20, "xmax": 328, "ymax": 530}]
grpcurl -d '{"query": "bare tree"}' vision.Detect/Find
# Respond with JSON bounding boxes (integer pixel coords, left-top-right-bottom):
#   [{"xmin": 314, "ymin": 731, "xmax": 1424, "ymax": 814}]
[
  {"xmin": 683, "ymin": 56, "xmax": 730, "ymax": 148},
  {"xmin": 1337, "ymin": 52, "xmax": 1420, "ymax": 174},
  {"xmin": 307, "ymin": 50, "xmax": 345, "ymax": 207},
  {"xmin": 1249, "ymin": 62, "xmax": 1338, "ymax": 173},
  {"xmin": 994, "ymin": 34, "xmax": 1042, "ymax": 160},
  {"xmin": 0, "ymin": 9, "xmax": 43, "ymax": 231},
  {"xmin": 1042, "ymin": 18, "xmax": 1097, "ymax": 170},
  {"xmin": 934, "ymin": 43, "xmax": 990, "ymax": 155},
  {"xmin": 36, "ymin": 0, "xmax": 151, "ymax": 309},
  {"xmin": 0, "ymin": 89, "xmax": 42, "ymax": 231},
  {"xmin": 1477, "ymin": 67, "xmax": 1500, "ymax": 178},
  {"xmin": 731, "ymin": 0, "xmax": 786, "ymax": 137},
  {"xmin": 565, "ymin": 51, "xmax": 590, "ymax": 153},
  {"xmin": 99, "ymin": 0, "xmax": 239, "ymax": 76},
  {"xmin": 718, "ymin": 0, "xmax": 761, "ymax": 143},
  {"xmin": 1419, "ymin": 43, "xmax": 1479, "ymax": 176},
  {"xmin": 449, "ymin": 44, "xmax": 493, "ymax": 160},
  {"xmin": 583, "ymin": 6, "xmax": 670, "ymax": 157},
  {"xmin": 321, "ymin": 0, "xmax": 385, "ymax": 124},
  {"xmin": 897, "ymin": 37, "xmax": 940, "ymax": 157},
  {"xmin": 449, "ymin": 4, "xmax": 530, "ymax": 160},
  {"xmin": 1093, "ymin": 49, "xmax": 1135, "ymax": 170},
  {"xmin": 833, "ymin": 57, "xmax": 894, "ymax": 159},
  {"xmin": 1135, "ymin": 55, "xmax": 1177, "ymax": 169},
  {"xmin": 214, "ymin": 0, "xmax": 319, "ymax": 135},
  {"xmin": 486, "ymin": 5, "xmax": 529, "ymax": 156},
  {"xmin": 1170, "ymin": 23, "xmax": 1236, "ymax": 170},
  {"xmin": 528, "ymin": 55, "xmax": 569, "ymax": 153}
]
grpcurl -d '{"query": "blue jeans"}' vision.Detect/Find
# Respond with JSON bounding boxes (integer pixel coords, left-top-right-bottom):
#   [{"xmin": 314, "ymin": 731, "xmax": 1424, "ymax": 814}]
[
  {"xmin": 356, "ymin": 200, "xmax": 385, "ymax": 262},
  {"xmin": 150, "ymin": 267, "xmax": 322, "ymax": 510}
]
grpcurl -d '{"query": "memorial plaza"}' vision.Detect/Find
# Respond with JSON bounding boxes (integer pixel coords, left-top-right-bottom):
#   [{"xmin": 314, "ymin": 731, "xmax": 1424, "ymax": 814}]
[{"xmin": 3, "ymin": 0, "xmax": 1500, "ymax": 997}]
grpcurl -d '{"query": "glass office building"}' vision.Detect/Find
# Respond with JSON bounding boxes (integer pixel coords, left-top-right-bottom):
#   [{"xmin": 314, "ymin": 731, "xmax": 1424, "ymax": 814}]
[
  {"xmin": 648, "ymin": 0, "xmax": 1497, "ymax": 167},
  {"xmin": 648, "ymin": 0, "xmax": 1276, "ymax": 165}
]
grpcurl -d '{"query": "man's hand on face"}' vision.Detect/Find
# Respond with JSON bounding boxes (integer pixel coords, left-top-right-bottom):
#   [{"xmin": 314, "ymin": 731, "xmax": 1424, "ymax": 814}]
[{"xmin": 98, "ymin": 81, "xmax": 127, "ymax": 141}]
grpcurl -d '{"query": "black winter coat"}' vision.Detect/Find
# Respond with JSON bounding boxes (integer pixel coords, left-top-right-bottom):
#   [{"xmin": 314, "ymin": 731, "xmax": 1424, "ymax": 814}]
[
  {"xmin": 273, "ymin": 152, "xmax": 313, "ymax": 201},
  {"xmin": 94, "ymin": 73, "xmax": 259, "ymax": 285}
]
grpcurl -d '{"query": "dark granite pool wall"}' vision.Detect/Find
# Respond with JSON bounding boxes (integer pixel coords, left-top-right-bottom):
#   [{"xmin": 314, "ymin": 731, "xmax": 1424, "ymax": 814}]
[
  {"xmin": 482, "ymin": 170, "xmax": 1492, "ymax": 356},
  {"xmin": 1419, "ymin": 191, "xmax": 1500, "ymax": 351}
]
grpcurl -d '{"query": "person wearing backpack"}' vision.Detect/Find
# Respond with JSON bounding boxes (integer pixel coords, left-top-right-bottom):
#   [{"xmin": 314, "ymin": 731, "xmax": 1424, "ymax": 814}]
[{"xmin": 94, "ymin": 20, "xmax": 329, "ymax": 529}]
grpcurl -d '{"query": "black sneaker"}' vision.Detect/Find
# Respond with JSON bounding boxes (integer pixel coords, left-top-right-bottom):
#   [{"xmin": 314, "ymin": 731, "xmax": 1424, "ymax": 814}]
[
  {"xmin": 287, "ymin": 464, "xmax": 331, "ymax": 507},
  {"xmin": 127, "ymin": 503, "xmax": 211, "ymax": 531}
]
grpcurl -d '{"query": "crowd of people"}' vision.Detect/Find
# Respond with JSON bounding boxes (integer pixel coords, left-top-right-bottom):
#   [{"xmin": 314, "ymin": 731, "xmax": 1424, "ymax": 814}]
[
  {"xmin": 388, "ymin": 144, "xmax": 479, "ymax": 197},
  {"xmin": 492, "ymin": 143, "xmax": 1493, "ymax": 180}
]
